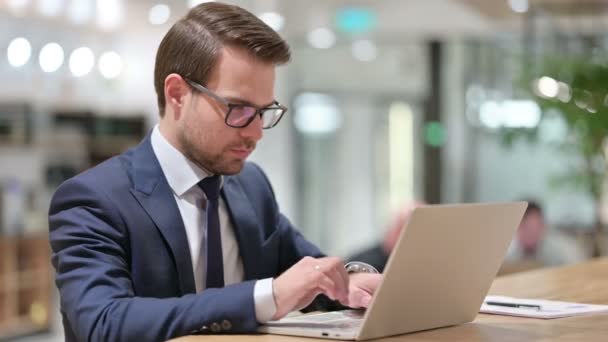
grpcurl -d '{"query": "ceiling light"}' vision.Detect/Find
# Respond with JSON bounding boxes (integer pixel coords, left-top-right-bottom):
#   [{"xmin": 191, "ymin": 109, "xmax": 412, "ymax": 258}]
[
  {"xmin": 307, "ymin": 28, "xmax": 336, "ymax": 49},
  {"xmin": 98, "ymin": 51, "xmax": 123, "ymax": 79},
  {"xmin": 6, "ymin": 0, "xmax": 31, "ymax": 16},
  {"xmin": 37, "ymin": 0, "xmax": 64, "ymax": 17},
  {"xmin": 67, "ymin": 0, "xmax": 93, "ymax": 25},
  {"xmin": 39, "ymin": 42, "xmax": 65, "ymax": 73},
  {"xmin": 508, "ymin": 0, "xmax": 529, "ymax": 13},
  {"xmin": 149, "ymin": 4, "xmax": 171, "ymax": 25},
  {"xmin": 96, "ymin": 0, "xmax": 125, "ymax": 31},
  {"xmin": 7, "ymin": 37, "xmax": 32, "ymax": 67},
  {"xmin": 351, "ymin": 39, "xmax": 377, "ymax": 62},
  {"xmin": 69, "ymin": 47, "xmax": 95, "ymax": 77},
  {"xmin": 479, "ymin": 100, "xmax": 541, "ymax": 129},
  {"xmin": 294, "ymin": 93, "xmax": 342, "ymax": 135},
  {"xmin": 535, "ymin": 76, "xmax": 559, "ymax": 98},
  {"xmin": 557, "ymin": 82, "xmax": 572, "ymax": 103}
]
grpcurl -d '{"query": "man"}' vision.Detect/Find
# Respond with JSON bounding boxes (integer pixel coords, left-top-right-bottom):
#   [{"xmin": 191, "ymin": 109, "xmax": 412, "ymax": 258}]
[
  {"xmin": 349, "ymin": 201, "xmax": 424, "ymax": 272},
  {"xmin": 504, "ymin": 200, "xmax": 587, "ymax": 268},
  {"xmin": 48, "ymin": 3, "xmax": 381, "ymax": 342}
]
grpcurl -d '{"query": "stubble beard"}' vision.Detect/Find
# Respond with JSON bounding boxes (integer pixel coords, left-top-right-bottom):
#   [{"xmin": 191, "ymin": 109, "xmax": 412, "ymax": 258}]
[{"xmin": 177, "ymin": 127, "xmax": 247, "ymax": 176}]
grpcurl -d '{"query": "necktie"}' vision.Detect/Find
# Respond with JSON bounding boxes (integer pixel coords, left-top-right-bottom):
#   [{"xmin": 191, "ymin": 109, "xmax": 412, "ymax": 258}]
[{"xmin": 198, "ymin": 175, "xmax": 224, "ymax": 288}]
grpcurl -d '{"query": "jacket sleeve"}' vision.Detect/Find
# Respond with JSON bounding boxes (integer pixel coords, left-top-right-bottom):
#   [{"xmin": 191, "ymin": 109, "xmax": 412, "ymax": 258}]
[
  {"xmin": 49, "ymin": 178, "xmax": 259, "ymax": 342},
  {"xmin": 247, "ymin": 163, "xmax": 325, "ymax": 272},
  {"xmin": 246, "ymin": 164, "xmax": 347, "ymax": 312}
]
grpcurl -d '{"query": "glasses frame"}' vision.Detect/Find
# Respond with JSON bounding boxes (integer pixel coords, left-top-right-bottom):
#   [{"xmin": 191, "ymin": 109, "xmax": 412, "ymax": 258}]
[{"xmin": 184, "ymin": 77, "xmax": 287, "ymax": 129}]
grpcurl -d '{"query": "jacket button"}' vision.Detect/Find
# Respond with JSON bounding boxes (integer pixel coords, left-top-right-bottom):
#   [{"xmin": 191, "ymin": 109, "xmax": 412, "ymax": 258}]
[
  {"xmin": 211, "ymin": 322, "xmax": 221, "ymax": 333},
  {"xmin": 221, "ymin": 320, "xmax": 232, "ymax": 331}
]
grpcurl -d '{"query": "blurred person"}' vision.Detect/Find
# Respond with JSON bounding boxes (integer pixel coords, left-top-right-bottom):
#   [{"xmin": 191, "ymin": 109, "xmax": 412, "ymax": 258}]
[
  {"xmin": 505, "ymin": 200, "xmax": 587, "ymax": 268},
  {"xmin": 349, "ymin": 201, "xmax": 425, "ymax": 272},
  {"xmin": 48, "ymin": 3, "xmax": 381, "ymax": 342}
]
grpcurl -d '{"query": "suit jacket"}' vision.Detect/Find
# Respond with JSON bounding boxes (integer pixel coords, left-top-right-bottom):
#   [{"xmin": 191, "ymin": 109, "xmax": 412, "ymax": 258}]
[{"xmin": 48, "ymin": 135, "xmax": 323, "ymax": 342}]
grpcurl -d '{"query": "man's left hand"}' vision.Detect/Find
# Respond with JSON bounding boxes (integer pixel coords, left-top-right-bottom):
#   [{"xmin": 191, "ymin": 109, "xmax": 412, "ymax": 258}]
[{"xmin": 341, "ymin": 273, "xmax": 383, "ymax": 308}]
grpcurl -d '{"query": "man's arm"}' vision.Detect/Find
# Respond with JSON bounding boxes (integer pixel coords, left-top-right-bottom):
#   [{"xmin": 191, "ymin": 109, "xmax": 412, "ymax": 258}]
[
  {"xmin": 247, "ymin": 164, "xmax": 382, "ymax": 318},
  {"xmin": 49, "ymin": 178, "xmax": 259, "ymax": 342}
]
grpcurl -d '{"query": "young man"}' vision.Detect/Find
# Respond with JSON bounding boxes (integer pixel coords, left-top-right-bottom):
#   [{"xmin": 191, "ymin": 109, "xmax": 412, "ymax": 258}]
[
  {"xmin": 505, "ymin": 201, "xmax": 587, "ymax": 267},
  {"xmin": 49, "ymin": 3, "xmax": 381, "ymax": 342}
]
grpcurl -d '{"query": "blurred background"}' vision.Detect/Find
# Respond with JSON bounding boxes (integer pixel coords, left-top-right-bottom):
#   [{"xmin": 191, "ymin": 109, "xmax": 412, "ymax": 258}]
[{"xmin": 1, "ymin": 0, "xmax": 608, "ymax": 340}]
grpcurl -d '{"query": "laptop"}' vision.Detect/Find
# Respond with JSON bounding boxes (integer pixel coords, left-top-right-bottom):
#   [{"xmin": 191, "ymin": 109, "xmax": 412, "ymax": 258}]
[{"xmin": 257, "ymin": 202, "xmax": 527, "ymax": 340}]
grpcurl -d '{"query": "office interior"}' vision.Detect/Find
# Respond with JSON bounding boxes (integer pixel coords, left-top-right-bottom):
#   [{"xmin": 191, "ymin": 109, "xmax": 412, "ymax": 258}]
[{"xmin": 1, "ymin": 0, "xmax": 607, "ymax": 340}]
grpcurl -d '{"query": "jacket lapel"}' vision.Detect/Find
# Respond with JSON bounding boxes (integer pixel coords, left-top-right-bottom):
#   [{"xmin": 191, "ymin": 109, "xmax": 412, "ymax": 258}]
[
  {"xmin": 128, "ymin": 135, "xmax": 196, "ymax": 294},
  {"xmin": 221, "ymin": 176, "xmax": 265, "ymax": 280}
]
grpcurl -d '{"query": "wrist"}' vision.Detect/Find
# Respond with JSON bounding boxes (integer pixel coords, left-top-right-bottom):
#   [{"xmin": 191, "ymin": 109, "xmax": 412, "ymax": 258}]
[
  {"xmin": 271, "ymin": 278, "xmax": 285, "ymax": 320},
  {"xmin": 345, "ymin": 261, "xmax": 379, "ymax": 274}
]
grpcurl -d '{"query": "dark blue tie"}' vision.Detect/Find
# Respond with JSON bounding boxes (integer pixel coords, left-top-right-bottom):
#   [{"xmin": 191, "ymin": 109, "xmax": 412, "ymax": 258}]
[{"xmin": 198, "ymin": 176, "xmax": 224, "ymax": 289}]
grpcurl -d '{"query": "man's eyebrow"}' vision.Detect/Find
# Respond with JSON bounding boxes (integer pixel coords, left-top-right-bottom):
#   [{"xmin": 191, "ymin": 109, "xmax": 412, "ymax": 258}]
[{"xmin": 223, "ymin": 96, "xmax": 276, "ymax": 108}]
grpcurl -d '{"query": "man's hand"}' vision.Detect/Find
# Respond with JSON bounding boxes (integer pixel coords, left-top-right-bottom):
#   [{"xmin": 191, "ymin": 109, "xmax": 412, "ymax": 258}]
[
  {"xmin": 272, "ymin": 256, "xmax": 349, "ymax": 320},
  {"xmin": 342, "ymin": 273, "xmax": 383, "ymax": 308}
]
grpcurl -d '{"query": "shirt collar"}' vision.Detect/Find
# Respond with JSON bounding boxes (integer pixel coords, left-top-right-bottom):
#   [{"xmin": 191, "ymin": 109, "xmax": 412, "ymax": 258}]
[{"xmin": 150, "ymin": 125, "xmax": 222, "ymax": 197}]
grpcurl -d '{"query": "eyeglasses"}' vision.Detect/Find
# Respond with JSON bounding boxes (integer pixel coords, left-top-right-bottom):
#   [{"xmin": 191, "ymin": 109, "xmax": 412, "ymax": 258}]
[{"xmin": 184, "ymin": 78, "xmax": 287, "ymax": 129}]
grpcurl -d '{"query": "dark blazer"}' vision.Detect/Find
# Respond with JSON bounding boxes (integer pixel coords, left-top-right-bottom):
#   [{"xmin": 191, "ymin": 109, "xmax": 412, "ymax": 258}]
[{"xmin": 48, "ymin": 135, "xmax": 323, "ymax": 342}]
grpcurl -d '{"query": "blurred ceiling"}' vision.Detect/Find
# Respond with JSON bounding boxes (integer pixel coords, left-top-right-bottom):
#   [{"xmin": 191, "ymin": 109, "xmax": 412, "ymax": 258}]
[
  {"xmin": 282, "ymin": 0, "xmax": 496, "ymax": 41},
  {"xmin": 2, "ymin": 0, "xmax": 608, "ymax": 39},
  {"xmin": 461, "ymin": 0, "xmax": 608, "ymax": 17},
  {"xmin": 282, "ymin": 0, "xmax": 608, "ymax": 42}
]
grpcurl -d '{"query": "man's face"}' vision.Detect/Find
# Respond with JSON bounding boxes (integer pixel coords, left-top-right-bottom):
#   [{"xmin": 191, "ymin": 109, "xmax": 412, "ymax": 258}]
[
  {"xmin": 177, "ymin": 46, "xmax": 275, "ymax": 175},
  {"xmin": 517, "ymin": 210, "xmax": 545, "ymax": 252}
]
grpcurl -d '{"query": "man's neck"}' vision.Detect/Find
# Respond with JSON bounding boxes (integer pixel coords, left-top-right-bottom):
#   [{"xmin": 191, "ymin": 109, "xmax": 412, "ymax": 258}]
[
  {"xmin": 158, "ymin": 121, "xmax": 180, "ymax": 151},
  {"xmin": 157, "ymin": 121, "xmax": 215, "ymax": 177}
]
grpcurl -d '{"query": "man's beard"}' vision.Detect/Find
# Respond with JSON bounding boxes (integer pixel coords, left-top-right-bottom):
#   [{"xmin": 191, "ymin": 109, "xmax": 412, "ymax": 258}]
[{"xmin": 178, "ymin": 128, "xmax": 254, "ymax": 175}]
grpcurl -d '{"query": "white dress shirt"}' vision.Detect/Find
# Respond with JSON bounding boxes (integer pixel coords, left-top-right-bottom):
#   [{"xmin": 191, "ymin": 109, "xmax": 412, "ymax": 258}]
[{"xmin": 151, "ymin": 125, "xmax": 276, "ymax": 322}]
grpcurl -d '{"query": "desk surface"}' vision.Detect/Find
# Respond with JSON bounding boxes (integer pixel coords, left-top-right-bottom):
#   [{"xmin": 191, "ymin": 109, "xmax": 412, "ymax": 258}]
[{"xmin": 174, "ymin": 257, "xmax": 608, "ymax": 341}]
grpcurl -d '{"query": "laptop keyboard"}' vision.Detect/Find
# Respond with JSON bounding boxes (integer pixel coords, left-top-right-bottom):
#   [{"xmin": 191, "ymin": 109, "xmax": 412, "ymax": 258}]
[{"xmin": 277, "ymin": 310, "xmax": 364, "ymax": 329}]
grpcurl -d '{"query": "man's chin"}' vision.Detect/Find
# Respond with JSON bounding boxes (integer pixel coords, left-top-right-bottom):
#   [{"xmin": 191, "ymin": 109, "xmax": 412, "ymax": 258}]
[{"xmin": 213, "ymin": 160, "xmax": 246, "ymax": 175}]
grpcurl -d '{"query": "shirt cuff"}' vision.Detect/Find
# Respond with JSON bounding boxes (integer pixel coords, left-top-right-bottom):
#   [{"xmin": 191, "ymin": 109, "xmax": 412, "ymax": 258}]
[{"xmin": 254, "ymin": 278, "xmax": 277, "ymax": 323}]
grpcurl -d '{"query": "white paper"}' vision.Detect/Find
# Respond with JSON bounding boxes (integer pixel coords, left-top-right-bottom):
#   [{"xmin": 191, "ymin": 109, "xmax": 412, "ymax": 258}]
[{"xmin": 481, "ymin": 295, "xmax": 608, "ymax": 319}]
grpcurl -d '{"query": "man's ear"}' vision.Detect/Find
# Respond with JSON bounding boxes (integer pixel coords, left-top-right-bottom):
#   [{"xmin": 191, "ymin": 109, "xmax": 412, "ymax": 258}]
[{"xmin": 164, "ymin": 74, "xmax": 189, "ymax": 119}]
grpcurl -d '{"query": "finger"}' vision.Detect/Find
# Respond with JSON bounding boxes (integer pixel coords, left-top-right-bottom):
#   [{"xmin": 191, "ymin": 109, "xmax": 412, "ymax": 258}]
[
  {"xmin": 314, "ymin": 269, "xmax": 343, "ymax": 301},
  {"xmin": 336, "ymin": 263, "xmax": 350, "ymax": 297},
  {"xmin": 323, "ymin": 258, "xmax": 349, "ymax": 300},
  {"xmin": 322, "ymin": 265, "xmax": 349, "ymax": 302},
  {"xmin": 356, "ymin": 293, "xmax": 372, "ymax": 308},
  {"xmin": 349, "ymin": 273, "xmax": 382, "ymax": 294},
  {"xmin": 346, "ymin": 289, "xmax": 373, "ymax": 308},
  {"xmin": 326, "ymin": 258, "xmax": 349, "ymax": 298}
]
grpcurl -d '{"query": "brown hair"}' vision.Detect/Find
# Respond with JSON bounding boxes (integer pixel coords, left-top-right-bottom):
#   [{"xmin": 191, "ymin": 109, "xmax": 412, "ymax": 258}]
[{"xmin": 153, "ymin": 2, "xmax": 291, "ymax": 116}]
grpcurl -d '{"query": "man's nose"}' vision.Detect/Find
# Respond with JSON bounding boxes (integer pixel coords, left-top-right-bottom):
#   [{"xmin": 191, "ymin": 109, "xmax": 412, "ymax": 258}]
[{"xmin": 238, "ymin": 114, "xmax": 263, "ymax": 142}]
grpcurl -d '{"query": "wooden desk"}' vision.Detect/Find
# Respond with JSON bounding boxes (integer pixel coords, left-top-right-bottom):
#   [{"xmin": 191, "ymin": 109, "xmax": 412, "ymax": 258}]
[{"xmin": 174, "ymin": 257, "xmax": 608, "ymax": 341}]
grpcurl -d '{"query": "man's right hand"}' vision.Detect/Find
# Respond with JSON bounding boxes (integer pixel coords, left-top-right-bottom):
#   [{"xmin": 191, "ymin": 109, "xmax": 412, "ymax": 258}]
[{"xmin": 271, "ymin": 256, "xmax": 349, "ymax": 320}]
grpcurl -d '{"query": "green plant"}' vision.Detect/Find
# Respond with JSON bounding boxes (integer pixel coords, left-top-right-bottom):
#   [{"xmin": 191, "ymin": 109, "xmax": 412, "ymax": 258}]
[{"xmin": 503, "ymin": 56, "xmax": 608, "ymax": 257}]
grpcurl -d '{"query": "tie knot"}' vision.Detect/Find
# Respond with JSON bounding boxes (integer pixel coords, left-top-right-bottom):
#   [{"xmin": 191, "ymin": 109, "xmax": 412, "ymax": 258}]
[{"xmin": 198, "ymin": 175, "xmax": 221, "ymax": 201}]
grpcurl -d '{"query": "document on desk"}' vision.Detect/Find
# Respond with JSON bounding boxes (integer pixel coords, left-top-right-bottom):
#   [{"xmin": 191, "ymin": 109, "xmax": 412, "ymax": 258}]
[{"xmin": 481, "ymin": 295, "xmax": 608, "ymax": 319}]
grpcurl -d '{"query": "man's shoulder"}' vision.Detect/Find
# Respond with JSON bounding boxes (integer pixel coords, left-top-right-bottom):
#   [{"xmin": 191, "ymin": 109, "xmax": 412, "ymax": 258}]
[
  {"xmin": 540, "ymin": 232, "xmax": 588, "ymax": 264},
  {"xmin": 56, "ymin": 148, "xmax": 136, "ymax": 196}
]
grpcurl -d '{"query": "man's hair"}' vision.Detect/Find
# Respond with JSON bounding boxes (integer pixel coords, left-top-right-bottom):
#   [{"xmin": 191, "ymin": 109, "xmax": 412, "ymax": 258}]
[
  {"xmin": 153, "ymin": 2, "xmax": 291, "ymax": 116},
  {"xmin": 521, "ymin": 199, "xmax": 542, "ymax": 217}
]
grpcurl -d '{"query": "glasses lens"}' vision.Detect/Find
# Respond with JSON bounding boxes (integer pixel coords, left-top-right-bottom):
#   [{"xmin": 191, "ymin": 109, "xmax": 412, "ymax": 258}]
[
  {"xmin": 261, "ymin": 108, "xmax": 284, "ymax": 128},
  {"xmin": 227, "ymin": 106, "xmax": 257, "ymax": 127}
]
